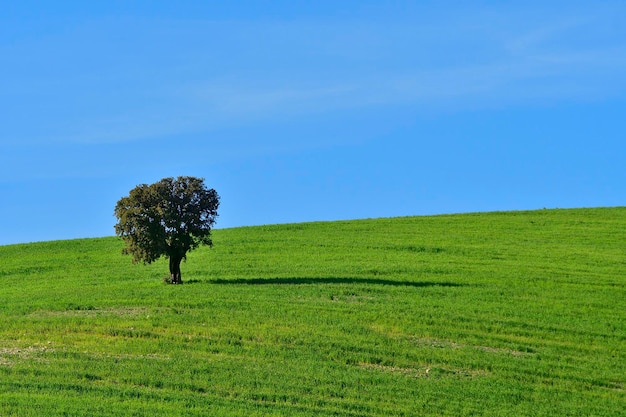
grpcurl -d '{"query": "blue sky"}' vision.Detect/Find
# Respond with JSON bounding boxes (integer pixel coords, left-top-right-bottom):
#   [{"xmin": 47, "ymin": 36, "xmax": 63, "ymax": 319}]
[{"xmin": 1, "ymin": 1, "xmax": 625, "ymax": 245}]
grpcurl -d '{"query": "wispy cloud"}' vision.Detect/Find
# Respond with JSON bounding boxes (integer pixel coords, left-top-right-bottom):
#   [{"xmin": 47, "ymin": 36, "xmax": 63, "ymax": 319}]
[
  {"xmin": 3, "ymin": 2, "xmax": 625, "ymax": 147},
  {"xmin": 166, "ymin": 5, "xmax": 626, "ymax": 130}
]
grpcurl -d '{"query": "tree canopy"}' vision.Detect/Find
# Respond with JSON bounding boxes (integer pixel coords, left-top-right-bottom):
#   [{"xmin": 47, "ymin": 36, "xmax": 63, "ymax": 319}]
[{"xmin": 114, "ymin": 176, "xmax": 220, "ymax": 284}]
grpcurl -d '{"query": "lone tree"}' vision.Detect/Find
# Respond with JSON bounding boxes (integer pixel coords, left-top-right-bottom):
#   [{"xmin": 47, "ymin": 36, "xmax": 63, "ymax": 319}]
[{"xmin": 114, "ymin": 176, "xmax": 220, "ymax": 284}]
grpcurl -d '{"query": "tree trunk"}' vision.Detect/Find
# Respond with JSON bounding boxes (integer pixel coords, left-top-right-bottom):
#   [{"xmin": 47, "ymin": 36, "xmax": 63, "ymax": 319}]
[{"xmin": 169, "ymin": 254, "xmax": 183, "ymax": 284}]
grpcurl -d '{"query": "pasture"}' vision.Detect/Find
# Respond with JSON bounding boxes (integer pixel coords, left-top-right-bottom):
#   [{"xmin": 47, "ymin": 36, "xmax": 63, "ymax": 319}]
[{"xmin": 0, "ymin": 207, "xmax": 624, "ymax": 416}]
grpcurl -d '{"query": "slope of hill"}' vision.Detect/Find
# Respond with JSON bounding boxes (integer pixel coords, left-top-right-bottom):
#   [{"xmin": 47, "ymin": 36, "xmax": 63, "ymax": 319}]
[{"xmin": 0, "ymin": 208, "xmax": 624, "ymax": 416}]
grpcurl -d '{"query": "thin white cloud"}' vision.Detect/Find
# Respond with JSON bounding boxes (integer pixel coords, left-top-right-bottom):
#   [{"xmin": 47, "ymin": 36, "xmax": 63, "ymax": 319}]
[
  {"xmin": 190, "ymin": 83, "xmax": 357, "ymax": 120},
  {"xmin": 3, "ymin": 2, "xmax": 624, "ymax": 147},
  {"xmin": 184, "ymin": 44, "xmax": 626, "ymax": 119}
]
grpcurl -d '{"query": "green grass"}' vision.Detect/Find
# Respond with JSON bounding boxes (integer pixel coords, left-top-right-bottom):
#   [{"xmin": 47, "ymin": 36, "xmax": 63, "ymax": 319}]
[{"xmin": 0, "ymin": 207, "xmax": 625, "ymax": 416}]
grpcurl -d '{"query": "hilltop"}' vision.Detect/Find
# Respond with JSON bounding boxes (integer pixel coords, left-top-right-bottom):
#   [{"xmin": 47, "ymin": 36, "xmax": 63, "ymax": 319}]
[{"xmin": 0, "ymin": 207, "xmax": 624, "ymax": 416}]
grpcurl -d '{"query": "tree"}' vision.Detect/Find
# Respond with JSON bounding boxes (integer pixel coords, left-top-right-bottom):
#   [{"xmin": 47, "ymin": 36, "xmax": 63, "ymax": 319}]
[{"xmin": 114, "ymin": 176, "xmax": 220, "ymax": 284}]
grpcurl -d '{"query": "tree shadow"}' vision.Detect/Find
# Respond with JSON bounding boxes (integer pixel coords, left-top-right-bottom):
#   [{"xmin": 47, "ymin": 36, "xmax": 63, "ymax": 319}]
[{"xmin": 191, "ymin": 277, "xmax": 465, "ymax": 288}]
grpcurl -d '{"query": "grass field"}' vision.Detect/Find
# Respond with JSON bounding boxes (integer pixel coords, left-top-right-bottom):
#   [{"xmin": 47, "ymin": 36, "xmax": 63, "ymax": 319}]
[{"xmin": 0, "ymin": 207, "xmax": 624, "ymax": 416}]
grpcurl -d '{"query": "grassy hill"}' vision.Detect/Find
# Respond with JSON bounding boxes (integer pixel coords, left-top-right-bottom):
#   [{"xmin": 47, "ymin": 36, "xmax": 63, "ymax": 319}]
[{"xmin": 0, "ymin": 207, "xmax": 624, "ymax": 416}]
